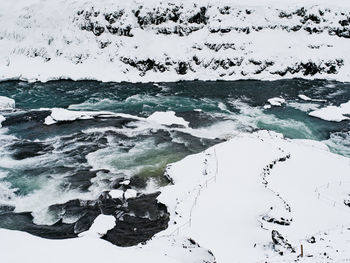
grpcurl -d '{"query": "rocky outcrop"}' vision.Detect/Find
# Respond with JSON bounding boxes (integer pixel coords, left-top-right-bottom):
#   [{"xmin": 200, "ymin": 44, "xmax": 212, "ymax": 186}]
[{"xmin": 0, "ymin": 191, "xmax": 169, "ymax": 246}]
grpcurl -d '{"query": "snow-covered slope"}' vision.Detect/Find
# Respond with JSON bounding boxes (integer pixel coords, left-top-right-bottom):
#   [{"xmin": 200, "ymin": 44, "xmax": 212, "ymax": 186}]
[
  {"xmin": 1, "ymin": 0, "xmax": 350, "ymax": 82},
  {"xmin": 157, "ymin": 130, "xmax": 350, "ymax": 262}
]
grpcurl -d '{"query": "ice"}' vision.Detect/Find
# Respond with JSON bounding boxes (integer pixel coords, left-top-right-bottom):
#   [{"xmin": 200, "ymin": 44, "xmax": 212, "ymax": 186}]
[
  {"xmin": 79, "ymin": 214, "xmax": 116, "ymax": 238},
  {"xmin": 124, "ymin": 189, "xmax": 137, "ymax": 199},
  {"xmin": 309, "ymin": 100, "xmax": 350, "ymax": 122},
  {"xmin": 109, "ymin": 189, "xmax": 124, "ymax": 199},
  {"xmin": 156, "ymin": 130, "xmax": 350, "ymax": 262},
  {"xmin": 0, "ymin": 96, "xmax": 15, "ymax": 110},
  {"xmin": 44, "ymin": 108, "xmax": 142, "ymax": 125},
  {"xmin": 0, "ymin": 115, "xmax": 5, "ymax": 128},
  {"xmin": 1, "ymin": 130, "xmax": 350, "ymax": 262},
  {"xmin": 147, "ymin": 111, "xmax": 189, "ymax": 127},
  {"xmin": 267, "ymin": 97, "xmax": 286, "ymax": 106}
]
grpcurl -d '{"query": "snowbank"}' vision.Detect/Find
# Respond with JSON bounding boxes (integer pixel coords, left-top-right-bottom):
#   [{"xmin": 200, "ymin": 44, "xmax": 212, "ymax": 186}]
[
  {"xmin": 0, "ymin": 96, "xmax": 15, "ymax": 110},
  {"xmin": 309, "ymin": 100, "xmax": 350, "ymax": 122},
  {"xmin": 1, "ymin": 0, "xmax": 350, "ymax": 82},
  {"xmin": 156, "ymin": 130, "xmax": 350, "ymax": 262}
]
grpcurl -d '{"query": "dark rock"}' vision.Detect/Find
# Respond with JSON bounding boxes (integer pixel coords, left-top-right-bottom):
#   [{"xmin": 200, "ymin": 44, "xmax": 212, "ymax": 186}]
[
  {"xmin": 102, "ymin": 192, "xmax": 169, "ymax": 247},
  {"xmin": 2, "ymin": 110, "xmax": 51, "ymax": 126},
  {"xmin": 0, "ymin": 205, "xmax": 15, "ymax": 214},
  {"xmin": 262, "ymin": 215, "xmax": 291, "ymax": 226},
  {"xmin": 0, "ymin": 212, "xmax": 77, "ymax": 239},
  {"xmin": 63, "ymin": 169, "xmax": 108, "ymax": 192},
  {"xmin": 129, "ymin": 175, "xmax": 148, "ymax": 189},
  {"xmin": 98, "ymin": 192, "xmax": 123, "ymax": 215},
  {"xmin": 271, "ymin": 230, "xmax": 296, "ymax": 253},
  {"xmin": 9, "ymin": 140, "xmax": 53, "ymax": 160},
  {"xmin": 307, "ymin": 236, "xmax": 316, "ymax": 243}
]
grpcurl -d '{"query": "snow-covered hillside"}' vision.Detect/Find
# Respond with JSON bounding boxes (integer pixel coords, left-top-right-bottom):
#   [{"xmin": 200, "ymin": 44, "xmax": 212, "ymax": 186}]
[{"xmin": 1, "ymin": 0, "xmax": 350, "ymax": 82}]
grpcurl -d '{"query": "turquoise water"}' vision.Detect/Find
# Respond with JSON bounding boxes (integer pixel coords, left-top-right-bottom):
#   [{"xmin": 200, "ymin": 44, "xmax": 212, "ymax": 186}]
[{"xmin": 0, "ymin": 79, "xmax": 349, "ymax": 225}]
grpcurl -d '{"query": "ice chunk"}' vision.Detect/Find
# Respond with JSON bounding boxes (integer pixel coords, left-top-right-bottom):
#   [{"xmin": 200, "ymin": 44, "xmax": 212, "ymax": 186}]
[
  {"xmin": 147, "ymin": 111, "xmax": 189, "ymax": 127},
  {"xmin": 267, "ymin": 97, "xmax": 285, "ymax": 107},
  {"xmin": 309, "ymin": 100, "xmax": 350, "ymax": 122},
  {"xmin": 109, "ymin": 189, "xmax": 124, "ymax": 199},
  {"xmin": 124, "ymin": 189, "xmax": 137, "ymax": 199}
]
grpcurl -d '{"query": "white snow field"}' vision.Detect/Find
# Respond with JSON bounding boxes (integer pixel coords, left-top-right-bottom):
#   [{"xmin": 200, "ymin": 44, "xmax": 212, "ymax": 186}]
[
  {"xmin": 1, "ymin": 130, "xmax": 350, "ymax": 262},
  {"xmin": 1, "ymin": 0, "xmax": 350, "ymax": 82}
]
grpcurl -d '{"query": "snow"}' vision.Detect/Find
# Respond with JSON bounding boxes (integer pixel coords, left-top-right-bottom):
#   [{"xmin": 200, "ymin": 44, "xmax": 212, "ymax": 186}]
[
  {"xmin": 267, "ymin": 97, "xmax": 286, "ymax": 106},
  {"xmin": 109, "ymin": 189, "xmax": 137, "ymax": 199},
  {"xmin": 298, "ymin": 94, "xmax": 312, "ymax": 101},
  {"xmin": 0, "ymin": 115, "xmax": 5, "ymax": 128},
  {"xmin": 1, "ymin": 1, "xmax": 350, "ymax": 82},
  {"xmin": 0, "ymin": 96, "xmax": 15, "ymax": 110},
  {"xmin": 156, "ymin": 130, "xmax": 350, "ymax": 262},
  {"xmin": 120, "ymin": 179, "xmax": 130, "ymax": 185},
  {"xmin": 44, "ymin": 108, "xmax": 142, "ymax": 125},
  {"xmin": 0, "ymin": 229, "xmax": 182, "ymax": 263},
  {"xmin": 109, "ymin": 189, "xmax": 124, "ymax": 199},
  {"xmin": 147, "ymin": 111, "xmax": 189, "ymax": 127},
  {"xmin": 0, "ymin": 130, "xmax": 350, "ymax": 262},
  {"xmin": 298, "ymin": 94, "xmax": 327, "ymax": 102},
  {"xmin": 79, "ymin": 214, "xmax": 116, "ymax": 238},
  {"xmin": 309, "ymin": 100, "xmax": 350, "ymax": 122},
  {"xmin": 124, "ymin": 189, "xmax": 138, "ymax": 199}
]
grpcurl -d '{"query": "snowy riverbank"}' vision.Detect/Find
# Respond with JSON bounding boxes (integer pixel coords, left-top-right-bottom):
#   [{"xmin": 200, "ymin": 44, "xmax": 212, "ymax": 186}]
[
  {"xmin": 1, "ymin": 130, "xmax": 349, "ymax": 262},
  {"xmin": 1, "ymin": 0, "xmax": 350, "ymax": 82}
]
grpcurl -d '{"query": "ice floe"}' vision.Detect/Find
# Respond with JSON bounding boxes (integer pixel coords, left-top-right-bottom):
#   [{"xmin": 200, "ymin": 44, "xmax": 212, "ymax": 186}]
[
  {"xmin": 309, "ymin": 100, "xmax": 350, "ymax": 122},
  {"xmin": 147, "ymin": 111, "xmax": 189, "ymax": 127},
  {"xmin": 267, "ymin": 97, "xmax": 286, "ymax": 107}
]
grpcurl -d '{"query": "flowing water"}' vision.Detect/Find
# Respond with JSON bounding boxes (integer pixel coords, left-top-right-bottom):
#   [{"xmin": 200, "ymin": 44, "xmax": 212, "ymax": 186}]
[{"xmin": 0, "ymin": 79, "xmax": 349, "ymax": 228}]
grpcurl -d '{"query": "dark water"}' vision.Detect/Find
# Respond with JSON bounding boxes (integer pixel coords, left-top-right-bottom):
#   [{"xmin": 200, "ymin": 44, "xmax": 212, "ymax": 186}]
[{"xmin": 0, "ymin": 79, "xmax": 349, "ymax": 228}]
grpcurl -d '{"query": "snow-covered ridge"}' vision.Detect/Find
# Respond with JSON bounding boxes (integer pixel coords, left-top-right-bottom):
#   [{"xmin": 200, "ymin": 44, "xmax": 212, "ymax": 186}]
[{"xmin": 1, "ymin": 0, "xmax": 350, "ymax": 82}]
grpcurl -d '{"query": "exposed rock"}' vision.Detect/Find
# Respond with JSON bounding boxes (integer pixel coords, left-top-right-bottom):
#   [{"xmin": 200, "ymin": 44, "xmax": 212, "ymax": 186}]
[
  {"xmin": 9, "ymin": 140, "xmax": 53, "ymax": 160},
  {"xmin": 272, "ymin": 230, "xmax": 296, "ymax": 254}
]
